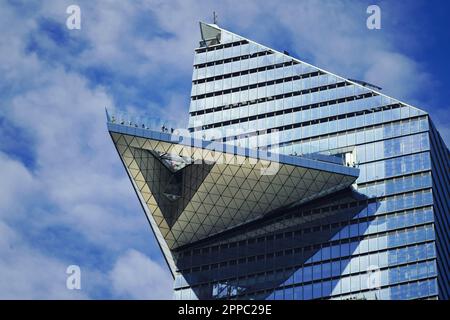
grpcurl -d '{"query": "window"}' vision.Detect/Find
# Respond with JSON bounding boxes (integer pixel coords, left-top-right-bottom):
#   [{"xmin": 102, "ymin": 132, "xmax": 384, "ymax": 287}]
[
  {"xmin": 341, "ymin": 277, "xmax": 350, "ymax": 294},
  {"xmin": 303, "ymin": 266, "xmax": 312, "ymax": 282},
  {"xmin": 303, "ymin": 284, "xmax": 313, "ymax": 300}
]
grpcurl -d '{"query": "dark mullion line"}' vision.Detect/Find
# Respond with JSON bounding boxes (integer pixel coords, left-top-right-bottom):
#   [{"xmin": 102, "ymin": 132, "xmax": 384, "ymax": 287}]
[{"xmin": 191, "ymin": 71, "xmax": 324, "ymax": 100}]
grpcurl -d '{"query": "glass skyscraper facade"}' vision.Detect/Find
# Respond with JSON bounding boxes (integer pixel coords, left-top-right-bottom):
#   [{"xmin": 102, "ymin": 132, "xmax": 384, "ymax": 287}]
[{"xmin": 108, "ymin": 22, "xmax": 449, "ymax": 300}]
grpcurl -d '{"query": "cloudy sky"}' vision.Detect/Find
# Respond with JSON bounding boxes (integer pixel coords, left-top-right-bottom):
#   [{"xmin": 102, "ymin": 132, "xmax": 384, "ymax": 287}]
[{"xmin": 0, "ymin": 0, "xmax": 448, "ymax": 299}]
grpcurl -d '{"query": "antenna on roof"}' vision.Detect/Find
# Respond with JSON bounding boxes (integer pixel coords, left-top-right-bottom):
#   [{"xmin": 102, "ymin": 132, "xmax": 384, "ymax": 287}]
[{"xmin": 213, "ymin": 11, "xmax": 218, "ymax": 25}]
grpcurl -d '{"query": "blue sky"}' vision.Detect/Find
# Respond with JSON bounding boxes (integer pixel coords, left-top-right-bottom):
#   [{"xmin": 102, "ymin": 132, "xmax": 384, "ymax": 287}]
[{"xmin": 0, "ymin": 0, "xmax": 448, "ymax": 299}]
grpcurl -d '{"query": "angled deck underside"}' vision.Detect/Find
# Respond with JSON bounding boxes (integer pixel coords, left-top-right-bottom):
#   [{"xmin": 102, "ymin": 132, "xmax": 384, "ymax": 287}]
[{"xmin": 109, "ymin": 125, "xmax": 358, "ymax": 252}]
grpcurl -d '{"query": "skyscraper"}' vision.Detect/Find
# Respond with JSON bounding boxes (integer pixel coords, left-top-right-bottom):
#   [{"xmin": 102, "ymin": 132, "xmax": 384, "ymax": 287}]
[{"xmin": 108, "ymin": 22, "xmax": 449, "ymax": 300}]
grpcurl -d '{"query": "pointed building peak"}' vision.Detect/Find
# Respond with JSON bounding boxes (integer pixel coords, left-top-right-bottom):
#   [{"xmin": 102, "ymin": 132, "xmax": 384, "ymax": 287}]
[
  {"xmin": 195, "ymin": 22, "xmax": 427, "ymax": 115},
  {"xmin": 199, "ymin": 21, "xmax": 221, "ymax": 47}
]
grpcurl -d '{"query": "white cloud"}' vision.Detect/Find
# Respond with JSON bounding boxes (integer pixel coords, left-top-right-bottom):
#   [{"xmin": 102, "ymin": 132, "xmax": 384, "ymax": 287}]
[
  {"xmin": 0, "ymin": 152, "xmax": 37, "ymax": 219},
  {"xmin": 0, "ymin": 220, "xmax": 87, "ymax": 299},
  {"xmin": 109, "ymin": 249, "xmax": 173, "ymax": 299},
  {"xmin": 4, "ymin": 66, "xmax": 143, "ymax": 246},
  {"xmin": 363, "ymin": 51, "xmax": 432, "ymax": 102}
]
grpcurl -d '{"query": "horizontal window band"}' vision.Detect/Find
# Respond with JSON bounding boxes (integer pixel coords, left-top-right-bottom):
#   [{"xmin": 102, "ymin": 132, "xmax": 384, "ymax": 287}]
[
  {"xmin": 176, "ymin": 259, "xmax": 437, "ymax": 294},
  {"xmin": 194, "ymin": 50, "xmax": 275, "ymax": 69},
  {"xmin": 193, "ymin": 60, "xmax": 299, "ymax": 84},
  {"xmin": 176, "ymin": 226, "xmax": 435, "ymax": 279},
  {"xmin": 241, "ymin": 274, "xmax": 438, "ymax": 300},
  {"xmin": 174, "ymin": 193, "xmax": 433, "ymax": 258},
  {"xmin": 189, "ymin": 81, "xmax": 351, "ymax": 116},
  {"xmin": 176, "ymin": 211, "xmax": 434, "ymax": 264},
  {"xmin": 195, "ymin": 39, "xmax": 249, "ymax": 53},
  {"xmin": 191, "ymin": 71, "xmax": 324, "ymax": 99},
  {"xmin": 255, "ymin": 115, "xmax": 428, "ymax": 152},
  {"xmin": 356, "ymin": 170, "xmax": 432, "ymax": 189},
  {"xmin": 189, "ymin": 92, "xmax": 378, "ymax": 132}
]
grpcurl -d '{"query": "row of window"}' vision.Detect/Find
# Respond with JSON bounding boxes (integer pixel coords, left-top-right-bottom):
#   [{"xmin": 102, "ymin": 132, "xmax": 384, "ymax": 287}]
[
  {"xmin": 191, "ymin": 96, "xmax": 387, "ymax": 139},
  {"xmin": 267, "ymin": 112, "xmax": 428, "ymax": 151},
  {"xmin": 195, "ymin": 39, "xmax": 248, "ymax": 55},
  {"xmin": 330, "ymin": 206, "xmax": 434, "ymax": 242},
  {"xmin": 175, "ymin": 277, "xmax": 438, "ymax": 300},
  {"xmin": 333, "ymin": 278, "xmax": 438, "ymax": 300},
  {"xmin": 175, "ymin": 240, "xmax": 436, "ymax": 291},
  {"xmin": 303, "ymin": 242, "xmax": 436, "ymax": 276},
  {"xmin": 177, "ymin": 224, "xmax": 435, "ymax": 280},
  {"xmin": 194, "ymin": 41, "xmax": 267, "ymax": 65},
  {"xmin": 191, "ymin": 105, "xmax": 424, "ymax": 150},
  {"xmin": 269, "ymin": 129, "xmax": 429, "ymax": 164},
  {"xmin": 191, "ymin": 80, "xmax": 351, "ymax": 113},
  {"xmin": 193, "ymin": 60, "xmax": 298, "ymax": 85},
  {"xmin": 192, "ymin": 70, "xmax": 333, "ymax": 97},
  {"xmin": 355, "ymin": 132, "xmax": 429, "ymax": 164},
  {"xmin": 274, "ymin": 260, "xmax": 436, "ymax": 300},
  {"xmin": 194, "ymin": 51, "xmax": 273, "ymax": 81},
  {"xmin": 356, "ymin": 190, "xmax": 433, "ymax": 218},
  {"xmin": 177, "ymin": 192, "xmax": 433, "ymax": 262},
  {"xmin": 358, "ymin": 172, "xmax": 431, "ymax": 198},
  {"xmin": 193, "ymin": 43, "xmax": 307, "ymax": 73},
  {"xmin": 178, "ymin": 208, "xmax": 434, "ymax": 273},
  {"xmin": 189, "ymin": 80, "xmax": 373, "ymax": 118},
  {"xmin": 237, "ymin": 112, "xmax": 428, "ymax": 153},
  {"xmin": 193, "ymin": 50, "xmax": 274, "ymax": 76},
  {"xmin": 268, "ymin": 268, "xmax": 437, "ymax": 300},
  {"xmin": 194, "ymin": 42, "xmax": 272, "ymax": 65},
  {"xmin": 192, "ymin": 103, "xmax": 412, "ymax": 146},
  {"xmin": 358, "ymin": 151, "xmax": 430, "ymax": 183},
  {"xmin": 227, "ymin": 191, "xmax": 434, "ymax": 250}
]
